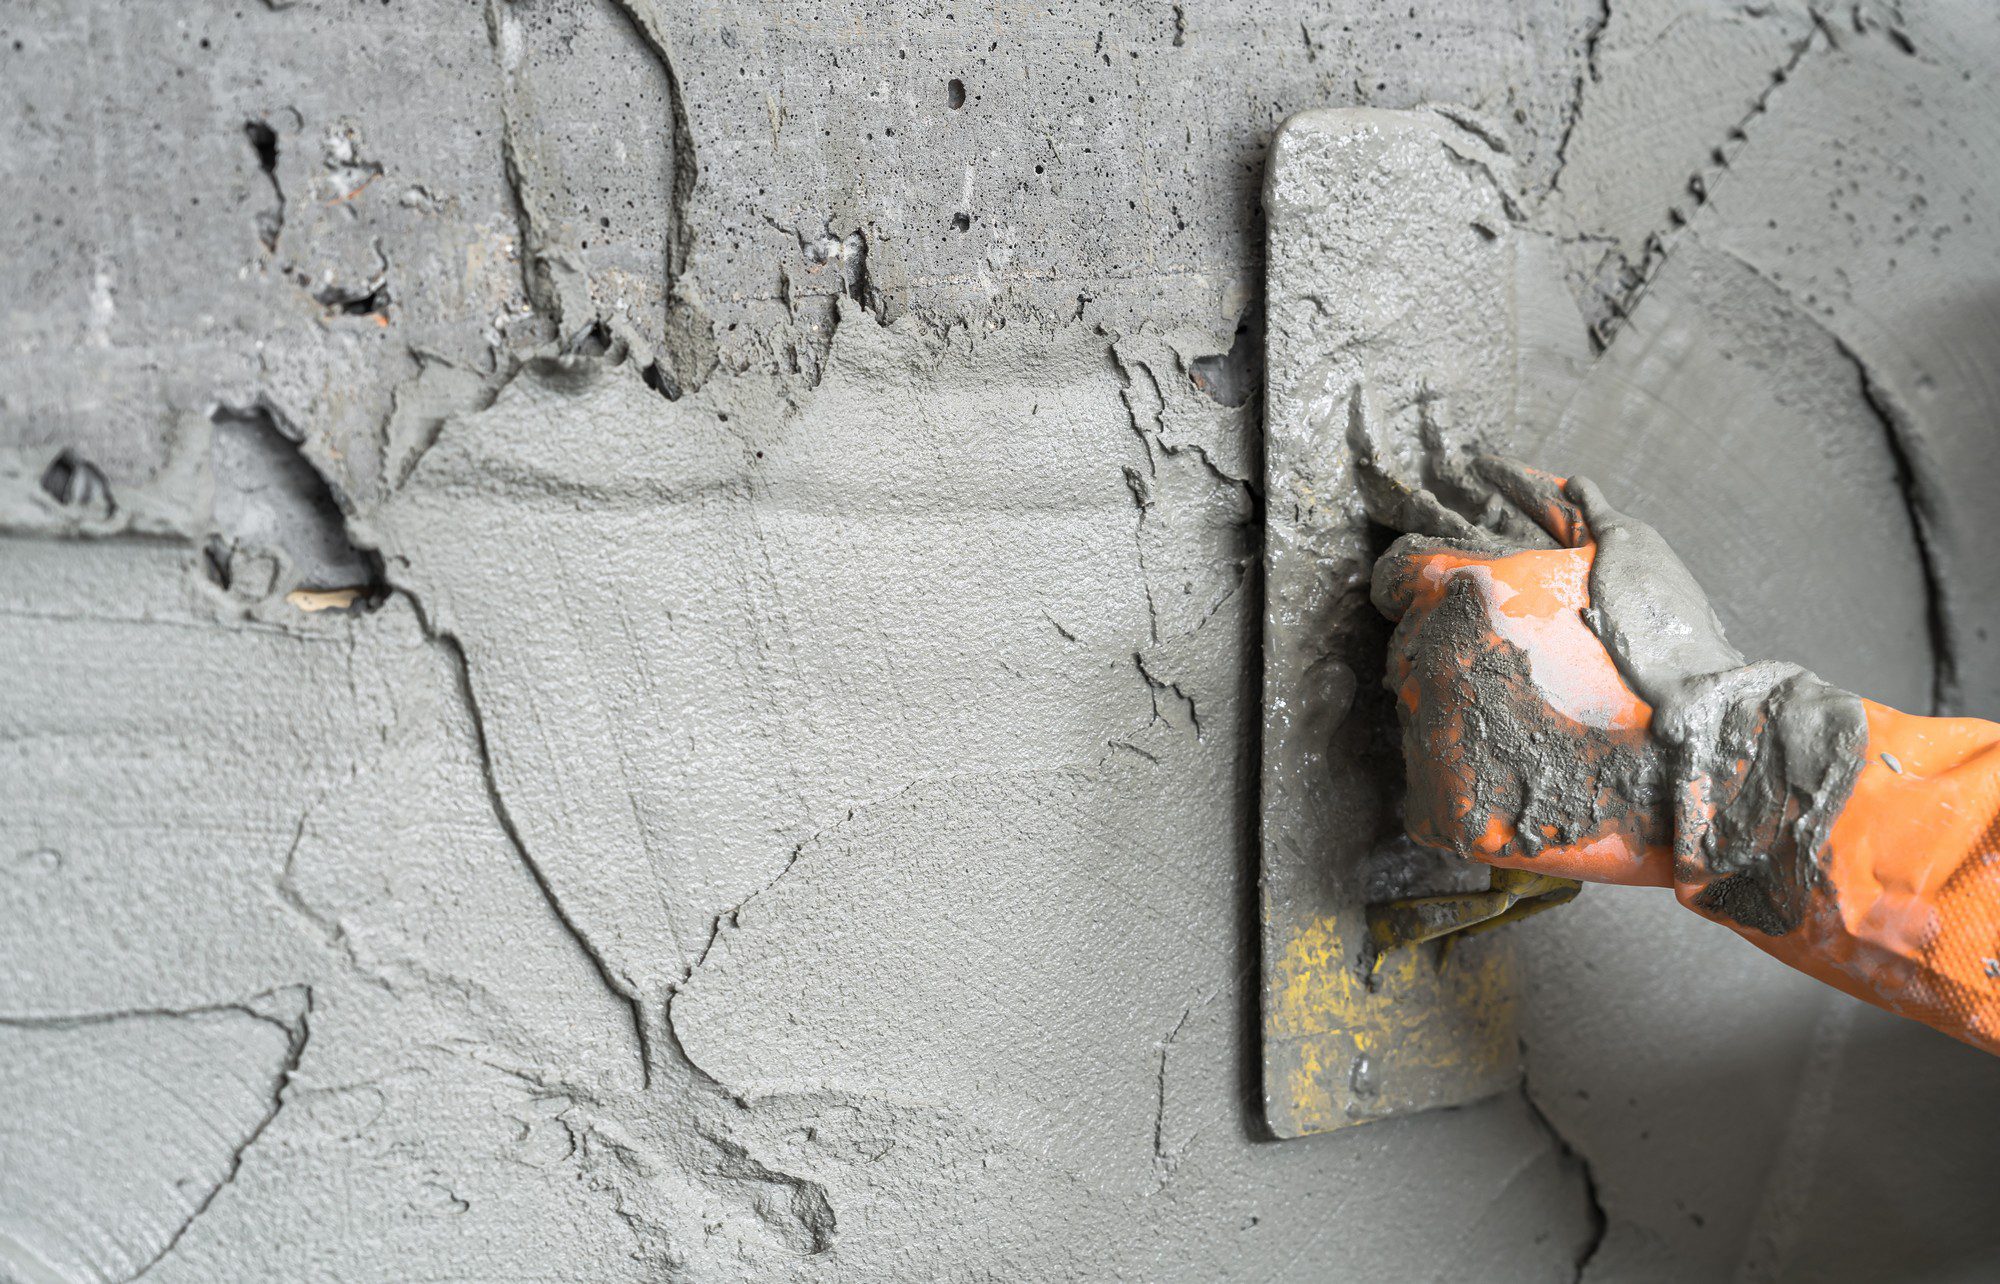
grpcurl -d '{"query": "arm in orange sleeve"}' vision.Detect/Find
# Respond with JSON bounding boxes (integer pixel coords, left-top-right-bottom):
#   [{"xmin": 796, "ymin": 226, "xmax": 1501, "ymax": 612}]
[
  {"xmin": 1361, "ymin": 444, "xmax": 2000, "ymax": 1055},
  {"xmin": 1741, "ymin": 701, "xmax": 2000, "ymax": 1053}
]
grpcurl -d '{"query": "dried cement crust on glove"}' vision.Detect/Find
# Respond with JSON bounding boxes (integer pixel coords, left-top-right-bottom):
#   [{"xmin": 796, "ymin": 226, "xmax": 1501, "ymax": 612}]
[{"xmin": 1653, "ymin": 664, "xmax": 1867, "ymax": 935}]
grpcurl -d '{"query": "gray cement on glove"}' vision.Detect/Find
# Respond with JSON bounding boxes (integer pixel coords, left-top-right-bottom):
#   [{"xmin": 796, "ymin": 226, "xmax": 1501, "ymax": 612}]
[
  {"xmin": 1370, "ymin": 457, "xmax": 1868, "ymax": 938},
  {"xmin": 1374, "ymin": 539, "xmax": 1670, "ymax": 866},
  {"xmin": 1571, "ymin": 479, "xmax": 1868, "ymax": 935}
]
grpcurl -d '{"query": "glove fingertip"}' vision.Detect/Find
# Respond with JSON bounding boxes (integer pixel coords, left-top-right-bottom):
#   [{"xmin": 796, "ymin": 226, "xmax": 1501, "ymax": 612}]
[
  {"xmin": 1471, "ymin": 454, "xmax": 1588, "ymax": 548},
  {"xmin": 1370, "ymin": 533, "xmax": 1500, "ymax": 619},
  {"xmin": 1372, "ymin": 534, "xmax": 1458, "ymax": 621},
  {"xmin": 1562, "ymin": 475, "xmax": 1627, "ymax": 534}
]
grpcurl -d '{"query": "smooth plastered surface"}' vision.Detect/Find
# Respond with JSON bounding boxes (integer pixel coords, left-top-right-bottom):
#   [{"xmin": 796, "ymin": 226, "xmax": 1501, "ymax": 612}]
[{"xmin": 3, "ymin": 1, "xmax": 1999, "ymax": 1280}]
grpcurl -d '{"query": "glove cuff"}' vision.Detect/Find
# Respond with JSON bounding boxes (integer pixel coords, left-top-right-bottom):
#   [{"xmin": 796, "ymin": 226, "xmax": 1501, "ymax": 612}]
[{"xmin": 1652, "ymin": 663, "xmax": 1868, "ymax": 935}]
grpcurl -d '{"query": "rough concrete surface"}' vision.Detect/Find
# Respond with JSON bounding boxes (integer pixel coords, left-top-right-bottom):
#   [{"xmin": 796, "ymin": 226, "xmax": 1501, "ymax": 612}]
[{"xmin": 2, "ymin": 0, "xmax": 1997, "ymax": 1280}]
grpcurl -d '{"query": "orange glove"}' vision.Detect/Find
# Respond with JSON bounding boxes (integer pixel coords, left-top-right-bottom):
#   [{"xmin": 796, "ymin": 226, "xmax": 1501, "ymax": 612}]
[{"xmin": 1365, "ymin": 451, "xmax": 2000, "ymax": 1055}]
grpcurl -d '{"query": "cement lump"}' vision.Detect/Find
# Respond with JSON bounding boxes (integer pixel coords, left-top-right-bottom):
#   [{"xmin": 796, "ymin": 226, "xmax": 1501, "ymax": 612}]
[{"xmin": 3, "ymin": 0, "xmax": 1999, "ymax": 1279}]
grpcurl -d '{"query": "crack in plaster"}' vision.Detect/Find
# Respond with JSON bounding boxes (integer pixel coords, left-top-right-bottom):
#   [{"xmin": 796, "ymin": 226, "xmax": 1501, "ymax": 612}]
[
  {"xmin": 403, "ymin": 593, "xmax": 659, "ymax": 1088},
  {"xmin": 273, "ymin": 796, "xmax": 394, "ymax": 994},
  {"xmin": 1, "ymin": 990, "xmax": 324, "ymax": 1283},
  {"xmin": 671, "ymin": 777, "xmax": 936, "ymax": 1002},
  {"xmin": 1135, "ymin": 650, "xmax": 1202, "ymax": 741},
  {"xmin": 125, "ymin": 993, "xmax": 310, "ymax": 1282},
  {"xmin": 1544, "ymin": 0, "xmax": 1615, "ymax": 201},
  {"xmin": 1520, "ymin": 1078, "xmax": 1608, "ymax": 1283},
  {"xmin": 1111, "ymin": 335, "xmax": 1260, "ymax": 666},
  {"xmin": 1150, "ymin": 1000, "xmax": 1200, "ymax": 1188}
]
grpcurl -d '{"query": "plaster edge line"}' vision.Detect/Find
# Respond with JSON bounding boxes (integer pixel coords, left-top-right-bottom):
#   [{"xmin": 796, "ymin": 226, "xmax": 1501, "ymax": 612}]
[
  {"xmin": 125, "ymin": 987, "xmax": 313, "ymax": 1283},
  {"xmin": 0, "ymin": 986, "xmax": 308, "ymax": 1037},
  {"xmin": 1835, "ymin": 334, "xmax": 1956, "ymax": 716}
]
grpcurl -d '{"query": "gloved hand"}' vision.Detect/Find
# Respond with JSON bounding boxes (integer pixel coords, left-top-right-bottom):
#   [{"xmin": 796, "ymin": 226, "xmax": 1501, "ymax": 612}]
[
  {"xmin": 1367, "ymin": 455, "xmax": 1676, "ymax": 889},
  {"xmin": 1360, "ymin": 425, "xmax": 2000, "ymax": 1055}
]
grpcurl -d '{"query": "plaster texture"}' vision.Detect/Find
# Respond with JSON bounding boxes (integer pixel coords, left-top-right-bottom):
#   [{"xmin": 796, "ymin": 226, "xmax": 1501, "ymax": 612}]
[{"xmin": 3, "ymin": 1, "xmax": 1999, "ymax": 1281}]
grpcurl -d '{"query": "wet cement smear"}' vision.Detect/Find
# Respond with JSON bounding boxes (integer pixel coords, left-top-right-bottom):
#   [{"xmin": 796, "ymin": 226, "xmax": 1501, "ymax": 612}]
[{"xmin": 3, "ymin": 0, "xmax": 1999, "ymax": 1279}]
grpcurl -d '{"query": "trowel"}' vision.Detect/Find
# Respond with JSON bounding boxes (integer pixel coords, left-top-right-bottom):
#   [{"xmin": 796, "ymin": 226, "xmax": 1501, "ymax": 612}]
[{"xmin": 1258, "ymin": 107, "xmax": 1579, "ymax": 1136}]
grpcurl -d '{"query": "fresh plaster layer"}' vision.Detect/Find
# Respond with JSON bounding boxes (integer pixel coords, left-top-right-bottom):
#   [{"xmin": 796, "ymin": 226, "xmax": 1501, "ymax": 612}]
[
  {"xmin": 1528, "ymin": 236, "xmax": 1933, "ymax": 710},
  {"xmin": 371, "ymin": 319, "xmax": 1172, "ymax": 1001},
  {"xmin": 2, "ymin": 0, "xmax": 1999, "ymax": 1279},
  {"xmin": 0, "ymin": 540, "xmax": 654, "ymax": 1282},
  {"xmin": 0, "ymin": 321, "xmax": 1599, "ymax": 1279}
]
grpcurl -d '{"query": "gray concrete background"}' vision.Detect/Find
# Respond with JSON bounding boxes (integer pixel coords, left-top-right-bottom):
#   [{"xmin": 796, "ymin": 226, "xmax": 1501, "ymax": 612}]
[{"xmin": 3, "ymin": 1, "xmax": 1998, "ymax": 1280}]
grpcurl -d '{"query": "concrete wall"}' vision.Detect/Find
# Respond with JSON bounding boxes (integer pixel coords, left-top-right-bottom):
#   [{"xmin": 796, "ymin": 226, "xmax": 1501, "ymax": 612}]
[{"xmin": 3, "ymin": 2, "xmax": 1997, "ymax": 1280}]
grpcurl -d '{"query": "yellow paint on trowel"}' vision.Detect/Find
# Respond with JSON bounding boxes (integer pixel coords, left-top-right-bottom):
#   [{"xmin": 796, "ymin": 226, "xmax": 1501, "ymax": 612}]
[{"xmin": 1267, "ymin": 913, "xmax": 1517, "ymax": 1135}]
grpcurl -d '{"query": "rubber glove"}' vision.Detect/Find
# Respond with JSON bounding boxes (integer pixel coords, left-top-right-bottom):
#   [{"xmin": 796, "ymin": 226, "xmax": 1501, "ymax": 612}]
[{"xmin": 1364, "ymin": 446, "xmax": 2000, "ymax": 1055}]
